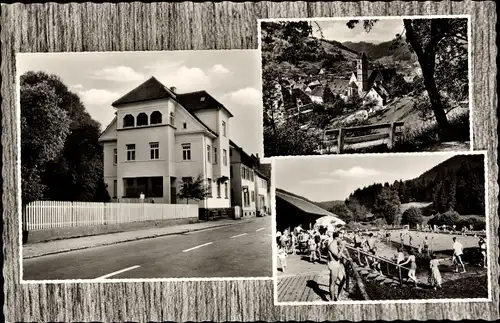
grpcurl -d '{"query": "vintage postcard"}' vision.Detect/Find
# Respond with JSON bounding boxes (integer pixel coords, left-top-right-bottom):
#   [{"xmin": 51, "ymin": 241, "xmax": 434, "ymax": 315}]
[
  {"xmin": 17, "ymin": 50, "xmax": 273, "ymax": 282},
  {"xmin": 259, "ymin": 16, "xmax": 472, "ymax": 157},
  {"xmin": 272, "ymin": 151, "xmax": 490, "ymax": 304}
]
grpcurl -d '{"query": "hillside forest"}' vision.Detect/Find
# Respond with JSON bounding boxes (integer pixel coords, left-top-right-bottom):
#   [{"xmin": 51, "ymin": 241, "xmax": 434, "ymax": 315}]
[
  {"xmin": 321, "ymin": 155, "xmax": 485, "ymax": 229},
  {"xmin": 21, "ymin": 71, "xmax": 110, "ymax": 206},
  {"xmin": 261, "ymin": 18, "xmax": 469, "ymax": 156}
]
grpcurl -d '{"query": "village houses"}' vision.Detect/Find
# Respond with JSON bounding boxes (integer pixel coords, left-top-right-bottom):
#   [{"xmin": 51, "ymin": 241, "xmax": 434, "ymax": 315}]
[{"xmin": 98, "ymin": 76, "xmax": 270, "ymax": 219}]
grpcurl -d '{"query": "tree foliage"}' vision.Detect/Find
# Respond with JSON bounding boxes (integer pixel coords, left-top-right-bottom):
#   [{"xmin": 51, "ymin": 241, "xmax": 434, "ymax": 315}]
[
  {"xmin": 345, "ymin": 155, "xmax": 485, "ymax": 218},
  {"xmin": 177, "ymin": 175, "xmax": 211, "ymax": 204},
  {"xmin": 348, "ymin": 18, "xmax": 468, "ymax": 139},
  {"xmin": 401, "ymin": 207, "xmax": 424, "ymax": 228},
  {"xmin": 372, "ymin": 186, "xmax": 401, "ymax": 225},
  {"xmin": 264, "ymin": 118, "xmax": 321, "ymax": 156},
  {"xmin": 21, "ymin": 71, "xmax": 110, "ymax": 205}
]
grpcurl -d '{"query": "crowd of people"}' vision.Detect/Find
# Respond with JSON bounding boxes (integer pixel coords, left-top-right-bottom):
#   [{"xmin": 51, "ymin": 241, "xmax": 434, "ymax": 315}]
[
  {"xmin": 276, "ymin": 224, "xmax": 351, "ymax": 301},
  {"xmin": 277, "ymin": 224, "xmax": 488, "ymax": 295}
]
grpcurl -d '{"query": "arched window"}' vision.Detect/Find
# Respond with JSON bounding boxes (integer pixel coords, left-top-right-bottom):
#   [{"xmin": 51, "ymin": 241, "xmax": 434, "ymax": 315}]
[
  {"xmin": 170, "ymin": 112, "xmax": 175, "ymax": 125},
  {"xmin": 150, "ymin": 111, "xmax": 162, "ymax": 125},
  {"xmin": 123, "ymin": 114, "xmax": 135, "ymax": 128},
  {"xmin": 137, "ymin": 112, "xmax": 148, "ymax": 126}
]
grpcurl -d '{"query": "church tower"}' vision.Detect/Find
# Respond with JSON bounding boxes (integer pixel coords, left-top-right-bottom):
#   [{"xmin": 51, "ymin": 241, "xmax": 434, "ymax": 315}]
[{"xmin": 356, "ymin": 52, "xmax": 368, "ymax": 92}]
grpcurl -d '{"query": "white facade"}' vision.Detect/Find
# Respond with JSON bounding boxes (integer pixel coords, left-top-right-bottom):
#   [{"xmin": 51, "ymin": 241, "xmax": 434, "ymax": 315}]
[
  {"xmin": 99, "ymin": 81, "xmax": 232, "ymax": 211},
  {"xmin": 255, "ymin": 172, "xmax": 270, "ymax": 215}
]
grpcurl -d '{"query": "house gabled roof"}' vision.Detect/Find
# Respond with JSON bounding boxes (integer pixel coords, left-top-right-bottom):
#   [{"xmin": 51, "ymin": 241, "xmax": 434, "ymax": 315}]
[
  {"xmin": 310, "ymin": 86, "xmax": 324, "ymax": 97},
  {"xmin": 176, "ymin": 91, "xmax": 234, "ymax": 118},
  {"xmin": 112, "ymin": 76, "xmax": 176, "ymax": 107},
  {"xmin": 98, "ymin": 116, "xmax": 117, "ymax": 142},
  {"xmin": 276, "ymin": 190, "xmax": 334, "ymax": 217},
  {"xmin": 329, "ymin": 79, "xmax": 350, "ymax": 92},
  {"xmin": 229, "ymin": 139, "xmax": 257, "ymax": 167}
]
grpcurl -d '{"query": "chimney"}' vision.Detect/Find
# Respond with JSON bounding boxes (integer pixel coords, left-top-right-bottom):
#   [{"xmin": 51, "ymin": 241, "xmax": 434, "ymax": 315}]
[{"xmin": 170, "ymin": 86, "xmax": 176, "ymax": 93}]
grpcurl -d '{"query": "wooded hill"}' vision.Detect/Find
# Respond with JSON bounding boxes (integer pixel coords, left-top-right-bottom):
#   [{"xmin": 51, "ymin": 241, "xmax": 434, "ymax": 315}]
[
  {"xmin": 346, "ymin": 154, "xmax": 485, "ymax": 216},
  {"xmin": 261, "ymin": 21, "xmax": 416, "ymax": 81}
]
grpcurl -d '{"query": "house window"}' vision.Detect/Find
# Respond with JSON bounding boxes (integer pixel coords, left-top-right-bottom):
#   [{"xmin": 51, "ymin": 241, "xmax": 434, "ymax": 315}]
[
  {"xmin": 183, "ymin": 122, "xmax": 187, "ymax": 129},
  {"xmin": 207, "ymin": 145, "xmax": 211, "ymax": 162},
  {"xmin": 200, "ymin": 96, "xmax": 206, "ymax": 102},
  {"xmin": 113, "ymin": 180, "xmax": 117, "ymax": 198},
  {"xmin": 113, "ymin": 149, "xmax": 117, "ymax": 165},
  {"xmin": 251, "ymin": 191, "xmax": 255, "ymax": 202},
  {"xmin": 150, "ymin": 142, "xmax": 159, "ymax": 160},
  {"xmin": 170, "ymin": 112, "xmax": 175, "ymax": 126},
  {"xmin": 150, "ymin": 111, "xmax": 162, "ymax": 124},
  {"xmin": 151, "ymin": 177, "xmax": 164, "ymax": 197},
  {"xmin": 224, "ymin": 182, "xmax": 228, "ymax": 198},
  {"xmin": 182, "ymin": 143, "xmax": 191, "ymax": 161},
  {"xmin": 214, "ymin": 147, "xmax": 217, "ymax": 164},
  {"xmin": 207, "ymin": 178, "xmax": 212, "ymax": 197},
  {"xmin": 137, "ymin": 112, "xmax": 148, "ymax": 126},
  {"xmin": 123, "ymin": 114, "xmax": 135, "ymax": 128},
  {"xmin": 126, "ymin": 144, "xmax": 136, "ymax": 161},
  {"xmin": 217, "ymin": 182, "xmax": 221, "ymax": 198},
  {"xmin": 223, "ymin": 149, "xmax": 227, "ymax": 166},
  {"xmin": 230, "ymin": 166, "xmax": 233, "ymax": 177},
  {"xmin": 243, "ymin": 187, "xmax": 250, "ymax": 207},
  {"xmin": 222, "ymin": 121, "xmax": 226, "ymax": 137},
  {"xmin": 230, "ymin": 148, "xmax": 232, "ymax": 157}
]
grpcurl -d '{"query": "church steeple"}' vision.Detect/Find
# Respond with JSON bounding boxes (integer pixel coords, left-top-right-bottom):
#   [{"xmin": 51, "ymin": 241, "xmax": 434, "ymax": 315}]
[{"xmin": 357, "ymin": 52, "xmax": 368, "ymax": 92}]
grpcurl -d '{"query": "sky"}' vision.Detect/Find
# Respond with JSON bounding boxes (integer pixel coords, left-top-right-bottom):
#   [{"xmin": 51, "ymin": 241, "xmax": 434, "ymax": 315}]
[
  {"xmin": 312, "ymin": 18, "xmax": 404, "ymax": 43},
  {"xmin": 275, "ymin": 153, "xmax": 460, "ymax": 202},
  {"xmin": 17, "ymin": 50, "xmax": 264, "ymax": 156}
]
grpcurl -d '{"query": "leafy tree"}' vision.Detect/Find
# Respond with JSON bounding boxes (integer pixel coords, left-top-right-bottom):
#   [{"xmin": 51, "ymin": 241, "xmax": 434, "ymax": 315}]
[
  {"xmin": 20, "ymin": 81, "xmax": 70, "ymax": 204},
  {"xmin": 21, "ymin": 71, "xmax": 110, "ymax": 204},
  {"xmin": 348, "ymin": 18, "xmax": 468, "ymax": 140},
  {"xmin": 401, "ymin": 207, "xmax": 424, "ymax": 228},
  {"xmin": 264, "ymin": 118, "xmax": 321, "ymax": 156},
  {"xmin": 428, "ymin": 209, "xmax": 460, "ymax": 227},
  {"xmin": 328, "ymin": 202, "xmax": 354, "ymax": 223},
  {"xmin": 177, "ymin": 175, "xmax": 211, "ymax": 204},
  {"xmin": 372, "ymin": 186, "xmax": 401, "ymax": 225},
  {"xmin": 345, "ymin": 198, "xmax": 368, "ymax": 222},
  {"xmin": 281, "ymin": 21, "xmax": 313, "ymax": 43}
]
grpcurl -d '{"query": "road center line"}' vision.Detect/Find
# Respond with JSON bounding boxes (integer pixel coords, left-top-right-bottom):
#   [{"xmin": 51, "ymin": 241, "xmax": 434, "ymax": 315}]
[
  {"xmin": 96, "ymin": 265, "xmax": 140, "ymax": 279},
  {"xmin": 182, "ymin": 242, "xmax": 213, "ymax": 252},
  {"xmin": 231, "ymin": 233, "xmax": 248, "ymax": 238},
  {"xmin": 256, "ymin": 227, "xmax": 265, "ymax": 232}
]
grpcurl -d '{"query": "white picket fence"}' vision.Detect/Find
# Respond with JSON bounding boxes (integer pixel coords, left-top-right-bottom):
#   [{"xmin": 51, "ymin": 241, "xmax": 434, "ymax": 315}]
[{"xmin": 25, "ymin": 201, "xmax": 199, "ymax": 231}]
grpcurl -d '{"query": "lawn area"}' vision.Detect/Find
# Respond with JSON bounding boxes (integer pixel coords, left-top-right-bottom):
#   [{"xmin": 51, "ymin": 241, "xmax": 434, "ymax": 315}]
[
  {"xmin": 388, "ymin": 230, "xmax": 482, "ymax": 252},
  {"xmin": 365, "ymin": 274, "xmax": 488, "ymax": 300}
]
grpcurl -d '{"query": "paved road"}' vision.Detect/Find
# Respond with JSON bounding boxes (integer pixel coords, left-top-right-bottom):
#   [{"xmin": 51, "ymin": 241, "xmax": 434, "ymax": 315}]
[{"xmin": 23, "ymin": 216, "xmax": 272, "ymax": 280}]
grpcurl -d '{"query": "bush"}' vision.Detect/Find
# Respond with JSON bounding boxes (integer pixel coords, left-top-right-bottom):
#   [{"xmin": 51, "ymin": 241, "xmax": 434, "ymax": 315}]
[
  {"xmin": 401, "ymin": 207, "xmax": 424, "ymax": 228},
  {"xmin": 456, "ymin": 217, "xmax": 486, "ymax": 231},
  {"xmin": 428, "ymin": 209, "xmax": 460, "ymax": 227}
]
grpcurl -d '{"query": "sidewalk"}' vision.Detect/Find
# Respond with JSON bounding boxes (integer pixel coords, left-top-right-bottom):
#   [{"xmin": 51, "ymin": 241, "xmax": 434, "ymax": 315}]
[
  {"xmin": 23, "ymin": 218, "xmax": 253, "ymax": 259},
  {"xmin": 276, "ymin": 254, "xmax": 351, "ymax": 303}
]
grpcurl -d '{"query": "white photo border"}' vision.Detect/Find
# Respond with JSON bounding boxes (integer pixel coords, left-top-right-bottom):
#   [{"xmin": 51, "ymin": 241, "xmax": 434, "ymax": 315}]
[{"xmin": 270, "ymin": 150, "xmax": 491, "ymax": 306}]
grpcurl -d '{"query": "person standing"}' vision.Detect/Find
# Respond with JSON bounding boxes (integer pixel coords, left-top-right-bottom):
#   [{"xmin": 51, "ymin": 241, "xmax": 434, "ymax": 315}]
[
  {"xmin": 277, "ymin": 244, "xmax": 288, "ymax": 273},
  {"xmin": 452, "ymin": 237, "xmax": 466, "ymax": 273},
  {"xmin": 326, "ymin": 231, "xmax": 347, "ymax": 301},
  {"xmin": 308, "ymin": 235, "xmax": 317, "ymax": 263},
  {"xmin": 421, "ymin": 236, "xmax": 430, "ymax": 256},
  {"xmin": 479, "ymin": 237, "xmax": 487, "ymax": 268},
  {"xmin": 428, "ymin": 254, "xmax": 446, "ymax": 289},
  {"xmin": 399, "ymin": 249, "xmax": 418, "ymax": 287},
  {"xmin": 291, "ymin": 232, "xmax": 297, "ymax": 255}
]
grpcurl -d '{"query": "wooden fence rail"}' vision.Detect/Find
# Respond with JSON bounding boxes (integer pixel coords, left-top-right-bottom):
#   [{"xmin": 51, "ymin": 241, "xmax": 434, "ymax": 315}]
[
  {"xmin": 25, "ymin": 201, "xmax": 198, "ymax": 231},
  {"xmin": 322, "ymin": 121, "xmax": 405, "ymax": 154}
]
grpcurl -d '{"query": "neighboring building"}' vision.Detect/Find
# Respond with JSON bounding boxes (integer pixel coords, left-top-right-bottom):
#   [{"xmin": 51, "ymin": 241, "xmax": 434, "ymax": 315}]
[
  {"xmin": 229, "ymin": 140, "xmax": 261, "ymax": 217},
  {"xmin": 98, "ymin": 76, "xmax": 233, "ymax": 219},
  {"xmin": 254, "ymin": 165, "xmax": 270, "ymax": 216},
  {"xmin": 275, "ymin": 189, "xmax": 342, "ymax": 232}
]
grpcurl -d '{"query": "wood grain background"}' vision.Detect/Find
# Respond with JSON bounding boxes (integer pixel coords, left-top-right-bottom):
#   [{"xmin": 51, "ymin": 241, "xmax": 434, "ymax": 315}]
[{"xmin": 2, "ymin": 1, "xmax": 498, "ymax": 321}]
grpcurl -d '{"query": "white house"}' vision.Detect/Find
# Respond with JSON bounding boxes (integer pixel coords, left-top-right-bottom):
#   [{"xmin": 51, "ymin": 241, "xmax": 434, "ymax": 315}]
[
  {"xmin": 229, "ymin": 141, "xmax": 270, "ymax": 218},
  {"xmin": 98, "ymin": 76, "xmax": 233, "ymax": 219}
]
